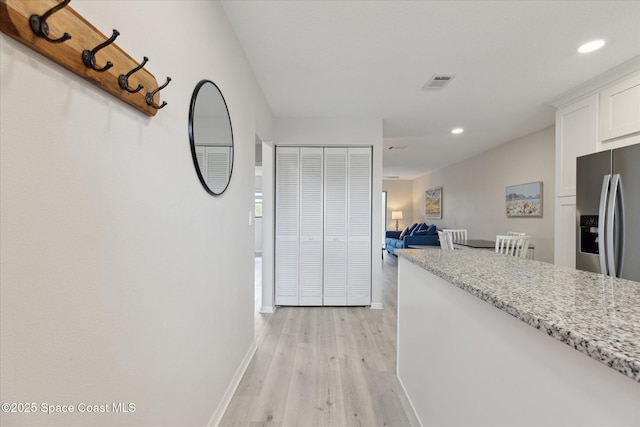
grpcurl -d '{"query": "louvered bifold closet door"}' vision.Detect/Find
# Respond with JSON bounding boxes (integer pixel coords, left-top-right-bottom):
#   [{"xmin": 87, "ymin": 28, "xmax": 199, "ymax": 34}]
[
  {"xmin": 205, "ymin": 147, "xmax": 232, "ymax": 191},
  {"xmin": 299, "ymin": 147, "xmax": 323, "ymax": 305},
  {"xmin": 275, "ymin": 147, "xmax": 300, "ymax": 305},
  {"xmin": 323, "ymin": 148, "xmax": 348, "ymax": 306},
  {"xmin": 195, "ymin": 146, "xmax": 206, "ymax": 178},
  {"xmin": 347, "ymin": 147, "xmax": 372, "ymax": 305}
]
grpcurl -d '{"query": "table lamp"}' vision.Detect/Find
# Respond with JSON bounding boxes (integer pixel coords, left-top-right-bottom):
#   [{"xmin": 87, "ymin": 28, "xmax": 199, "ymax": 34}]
[{"xmin": 391, "ymin": 211, "xmax": 403, "ymax": 231}]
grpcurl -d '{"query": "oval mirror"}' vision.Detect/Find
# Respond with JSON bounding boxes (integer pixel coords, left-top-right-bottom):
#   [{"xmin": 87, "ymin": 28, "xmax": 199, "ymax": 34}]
[{"xmin": 188, "ymin": 80, "xmax": 234, "ymax": 195}]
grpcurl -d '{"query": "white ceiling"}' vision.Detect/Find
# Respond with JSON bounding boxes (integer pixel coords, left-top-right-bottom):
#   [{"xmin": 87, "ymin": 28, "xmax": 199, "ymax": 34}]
[{"xmin": 221, "ymin": 0, "xmax": 640, "ymax": 180}]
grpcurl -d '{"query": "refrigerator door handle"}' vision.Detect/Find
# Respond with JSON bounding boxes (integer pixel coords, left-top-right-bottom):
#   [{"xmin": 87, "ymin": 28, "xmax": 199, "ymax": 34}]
[
  {"xmin": 606, "ymin": 174, "xmax": 620, "ymax": 278},
  {"xmin": 598, "ymin": 174, "xmax": 611, "ymax": 276},
  {"xmin": 615, "ymin": 174, "xmax": 625, "ymax": 277}
]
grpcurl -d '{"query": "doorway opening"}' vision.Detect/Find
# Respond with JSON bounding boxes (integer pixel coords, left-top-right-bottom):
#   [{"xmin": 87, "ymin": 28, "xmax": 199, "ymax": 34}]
[{"xmin": 254, "ymin": 136, "xmax": 263, "ymax": 319}]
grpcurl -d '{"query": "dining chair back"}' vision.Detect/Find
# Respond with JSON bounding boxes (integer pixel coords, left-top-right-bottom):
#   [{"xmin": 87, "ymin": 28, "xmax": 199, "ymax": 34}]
[
  {"xmin": 495, "ymin": 235, "xmax": 530, "ymax": 258},
  {"xmin": 438, "ymin": 231, "xmax": 455, "ymax": 251},
  {"xmin": 506, "ymin": 231, "xmax": 526, "ymax": 237},
  {"xmin": 443, "ymin": 229, "xmax": 467, "ymax": 243}
]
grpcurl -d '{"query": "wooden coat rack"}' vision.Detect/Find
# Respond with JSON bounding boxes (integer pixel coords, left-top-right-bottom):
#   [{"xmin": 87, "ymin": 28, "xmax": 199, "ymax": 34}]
[{"xmin": 0, "ymin": 0, "xmax": 170, "ymax": 116}]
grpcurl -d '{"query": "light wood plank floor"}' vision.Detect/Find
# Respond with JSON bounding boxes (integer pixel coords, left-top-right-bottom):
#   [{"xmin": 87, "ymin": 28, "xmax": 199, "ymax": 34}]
[{"xmin": 220, "ymin": 254, "xmax": 420, "ymax": 427}]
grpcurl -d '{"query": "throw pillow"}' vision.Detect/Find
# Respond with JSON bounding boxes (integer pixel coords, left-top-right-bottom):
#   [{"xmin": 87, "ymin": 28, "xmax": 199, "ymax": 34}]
[
  {"xmin": 425, "ymin": 225, "xmax": 437, "ymax": 235},
  {"xmin": 410, "ymin": 223, "xmax": 423, "ymax": 236},
  {"xmin": 399, "ymin": 226, "xmax": 410, "ymax": 239},
  {"xmin": 408, "ymin": 223, "xmax": 419, "ymax": 234}
]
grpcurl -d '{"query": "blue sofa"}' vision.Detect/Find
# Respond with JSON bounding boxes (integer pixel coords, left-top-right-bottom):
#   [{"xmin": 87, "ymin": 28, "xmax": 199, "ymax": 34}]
[{"xmin": 385, "ymin": 223, "xmax": 439, "ymax": 255}]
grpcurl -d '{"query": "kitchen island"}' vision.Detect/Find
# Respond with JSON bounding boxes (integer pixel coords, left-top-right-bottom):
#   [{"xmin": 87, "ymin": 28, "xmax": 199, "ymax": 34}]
[{"xmin": 396, "ymin": 248, "xmax": 640, "ymax": 427}]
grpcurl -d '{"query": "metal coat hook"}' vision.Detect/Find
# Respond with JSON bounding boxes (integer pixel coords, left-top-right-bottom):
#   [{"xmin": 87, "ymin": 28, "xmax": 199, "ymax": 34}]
[
  {"xmin": 146, "ymin": 77, "xmax": 171, "ymax": 110},
  {"xmin": 29, "ymin": 0, "xmax": 72, "ymax": 43},
  {"xmin": 82, "ymin": 29, "xmax": 120, "ymax": 72},
  {"xmin": 118, "ymin": 56, "xmax": 148, "ymax": 93}
]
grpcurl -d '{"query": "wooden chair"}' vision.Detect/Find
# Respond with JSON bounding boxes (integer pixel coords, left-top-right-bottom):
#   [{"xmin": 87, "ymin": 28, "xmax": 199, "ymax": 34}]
[
  {"xmin": 438, "ymin": 231, "xmax": 454, "ymax": 251},
  {"xmin": 506, "ymin": 231, "xmax": 526, "ymax": 237},
  {"xmin": 495, "ymin": 235, "xmax": 530, "ymax": 258},
  {"xmin": 443, "ymin": 229, "xmax": 467, "ymax": 243}
]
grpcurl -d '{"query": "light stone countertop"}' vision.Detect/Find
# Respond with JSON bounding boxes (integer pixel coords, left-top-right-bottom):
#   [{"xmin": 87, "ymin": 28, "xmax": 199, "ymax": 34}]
[{"xmin": 396, "ymin": 248, "xmax": 640, "ymax": 382}]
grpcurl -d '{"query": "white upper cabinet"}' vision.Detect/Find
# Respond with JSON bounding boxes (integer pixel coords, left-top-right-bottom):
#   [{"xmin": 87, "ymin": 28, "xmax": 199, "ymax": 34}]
[
  {"xmin": 555, "ymin": 94, "xmax": 599, "ymax": 198},
  {"xmin": 553, "ymin": 64, "xmax": 640, "ymax": 267},
  {"xmin": 599, "ymin": 70, "xmax": 640, "ymax": 149}
]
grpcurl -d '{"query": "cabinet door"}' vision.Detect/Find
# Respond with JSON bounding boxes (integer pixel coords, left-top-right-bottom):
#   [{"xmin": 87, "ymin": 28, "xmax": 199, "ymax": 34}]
[
  {"xmin": 555, "ymin": 94, "xmax": 599, "ymax": 198},
  {"xmin": 600, "ymin": 70, "xmax": 640, "ymax": 146},
  {"xmin": 323, "ymin": 148, "xmax": 348, "ymax": 306},
  {"xmin": 275, "ymin": 147, "xmax": 300, "ymax": 305},
  {"xmin": 554, "ymin": 196, "xmax": 576, "ymax": 268},
  {"xmin": 276, "ymin": 146, "xmax": 372, "ymax": 307},
  {"xmin": 347, "ymin": 147, "xmax": 371, "ymax": 305},
  {"xmin": 299, "ymin": 147, "xmax": 323, "ymax": 306}
]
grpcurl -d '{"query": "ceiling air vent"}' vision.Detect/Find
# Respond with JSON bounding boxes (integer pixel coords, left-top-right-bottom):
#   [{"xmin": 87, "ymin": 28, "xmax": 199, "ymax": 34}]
[{"xmin": 422, "ymin": 74, "xmax": 455, "ymax": 90}]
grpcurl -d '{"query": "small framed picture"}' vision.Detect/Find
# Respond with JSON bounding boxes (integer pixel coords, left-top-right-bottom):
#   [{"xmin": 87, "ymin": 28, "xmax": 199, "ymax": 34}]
[
  {"xmin": 425, "ymin": 187, "xmax": 442, "ymax": 219},
  {"xmin": 506, "ymin": 182, "xmax": 542, "ymax": 217}
]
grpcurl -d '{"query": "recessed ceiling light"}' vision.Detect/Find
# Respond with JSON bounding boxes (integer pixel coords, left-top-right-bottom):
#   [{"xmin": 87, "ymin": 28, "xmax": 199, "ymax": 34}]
[
  {"xmin": 451, "ymin": 128, "xmax": 464, "ymax": 135},
  {"xmin": 578, "ymin": 39, "xmax": 605, "ymax": 53}
]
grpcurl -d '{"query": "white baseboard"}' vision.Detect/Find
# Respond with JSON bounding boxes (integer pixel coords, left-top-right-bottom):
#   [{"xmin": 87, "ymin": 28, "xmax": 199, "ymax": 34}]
[
  {"xmin": 397, "ymin": 374, "xmax": 424, "ymax": 427},
  {"xmin": 207, "ymin": 341, "xmax": 257, "ymax": 427},
  {"xmin": 370, "ymin": 302, "xmax": 384, "ymax": 310},
  {"xmin": 208, "ymin": 307, "xmax": 277, "ymax": 426},
  {"xmin": 260, "ymin": 305, "xmax": 275, "ymax": 314}
]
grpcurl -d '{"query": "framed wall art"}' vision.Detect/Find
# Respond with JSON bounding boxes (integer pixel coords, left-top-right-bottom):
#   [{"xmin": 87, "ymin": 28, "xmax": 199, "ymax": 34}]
[
  {"xmin": 425, "ymin": 187, "xmax": 442, "ymax": 219},
  {"xmin": 506, "ymin": 181, "xmax": 542, "ymax": 217}
]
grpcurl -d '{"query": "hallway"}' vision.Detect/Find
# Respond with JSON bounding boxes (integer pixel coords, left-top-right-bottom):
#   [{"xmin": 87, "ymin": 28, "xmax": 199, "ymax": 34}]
[{"xmin": 220, "ymin": 254, "xmax": 420, "ymax": 426}]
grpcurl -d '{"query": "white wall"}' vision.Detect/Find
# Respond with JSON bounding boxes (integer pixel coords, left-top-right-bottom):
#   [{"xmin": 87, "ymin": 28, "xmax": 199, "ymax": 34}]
[
  {"xmin": 0, "ymin": 1, "xmax": 272, "ymax": 426},
  {"xmin": 411, "ymin": 126, "xmax": 555, "ymax": 262},
  {"xmin": 261, "ymin": 118, "xmax": 384, "ymax": 309},
  {"xmin": 383, "ymin": 180, "xmax": 414, "ymax": 231}
]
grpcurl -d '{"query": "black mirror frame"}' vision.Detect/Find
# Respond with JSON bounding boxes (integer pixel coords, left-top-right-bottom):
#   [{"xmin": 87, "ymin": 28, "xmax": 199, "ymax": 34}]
[{"xmin": 188, "ymin": 79, "xmax": 234, "ymax": 196}]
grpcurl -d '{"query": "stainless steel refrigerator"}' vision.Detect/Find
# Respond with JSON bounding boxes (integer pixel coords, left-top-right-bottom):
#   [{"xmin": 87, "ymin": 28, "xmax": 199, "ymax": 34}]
[{"xmin": 576, "ymin": 143, "xmax": 640, "ymax": 282}]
